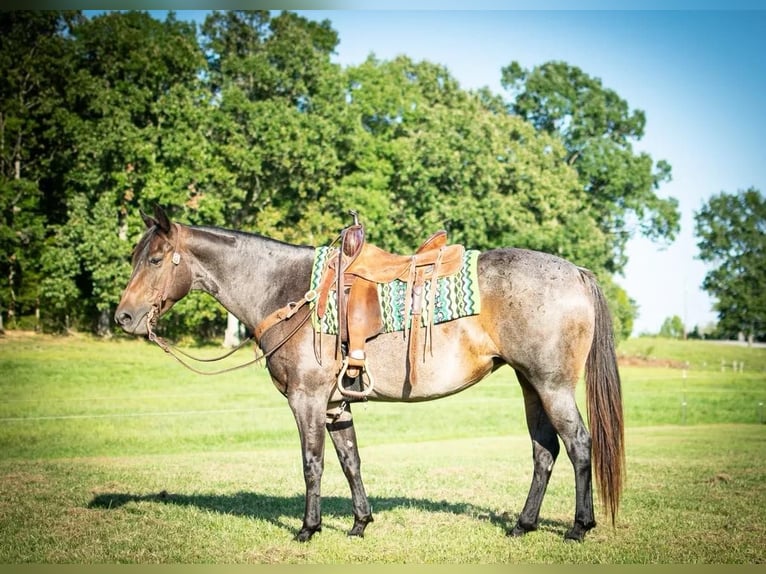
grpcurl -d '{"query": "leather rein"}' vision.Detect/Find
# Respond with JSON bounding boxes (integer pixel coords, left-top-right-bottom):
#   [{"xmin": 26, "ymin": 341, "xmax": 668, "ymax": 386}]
[
  {"xmin": 146, "ymin": 304, "xmax": 312, "ymax": 376},
  {"xmin": 144, "ymin": 236, "xmax": 318, "ymax": 376}
]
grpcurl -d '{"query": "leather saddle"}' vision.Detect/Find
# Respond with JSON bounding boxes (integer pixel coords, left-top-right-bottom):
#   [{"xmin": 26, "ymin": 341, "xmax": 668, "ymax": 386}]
[{"xmin": 315, "ymin": 212, "xmax": 465, "ymax": 397}]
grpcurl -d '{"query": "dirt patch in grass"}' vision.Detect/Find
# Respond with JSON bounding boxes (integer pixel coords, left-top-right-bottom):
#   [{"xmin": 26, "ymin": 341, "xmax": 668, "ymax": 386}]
[{"xmin": 618, "ymin": 354, "xmax": 687, "ymax": 369}]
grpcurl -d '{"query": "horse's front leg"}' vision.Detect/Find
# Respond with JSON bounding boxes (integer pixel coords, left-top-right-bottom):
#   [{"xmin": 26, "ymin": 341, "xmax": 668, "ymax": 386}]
[
  {"xmin": 288, "ymin": 389, "xmax": 329, "ymax": 542},
  {"xmin": 326, "ymin": 402, "xmax": 373, "ymax": 537}
]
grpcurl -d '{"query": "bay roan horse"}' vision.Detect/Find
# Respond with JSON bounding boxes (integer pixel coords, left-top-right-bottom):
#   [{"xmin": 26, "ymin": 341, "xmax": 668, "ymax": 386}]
[{"xmin": 115, "ymin": 206, "xmax": 624, "ymax": 543}]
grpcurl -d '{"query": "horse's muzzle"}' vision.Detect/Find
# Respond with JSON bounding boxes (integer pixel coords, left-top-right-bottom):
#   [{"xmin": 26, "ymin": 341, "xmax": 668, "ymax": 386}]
[{"xmin": 114, "ymin": 306, "xmax": 150, "ymax": 335}]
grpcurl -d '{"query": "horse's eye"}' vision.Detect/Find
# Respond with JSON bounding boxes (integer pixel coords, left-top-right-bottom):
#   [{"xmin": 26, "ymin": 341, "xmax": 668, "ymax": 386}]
[{"xmin": 148, "ymin": 256, "xmax": 163, "ymax": 266}]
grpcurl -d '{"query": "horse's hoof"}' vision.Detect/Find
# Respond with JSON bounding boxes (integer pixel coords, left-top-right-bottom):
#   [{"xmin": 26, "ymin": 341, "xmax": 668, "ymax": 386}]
[
  {"xmin": 507, "ymin": 521, "xmax": 536, "ymax": 537},
  {"xmin": 294, "ymin": 525, "xmax": 321, "ymax": 542},
  {"xmin": 564, "ymin": 521, "xmax": 593, "ymax": 542},
  {"xmin": 347, "ymin": 516, "xmax": 373, "ymax": 538}
]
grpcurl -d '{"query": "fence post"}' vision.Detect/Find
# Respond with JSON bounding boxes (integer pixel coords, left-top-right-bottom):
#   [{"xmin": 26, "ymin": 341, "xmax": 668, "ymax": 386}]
[{"xmin": 681, "ymin": 368, "xmax": 687, "ymax": 425}]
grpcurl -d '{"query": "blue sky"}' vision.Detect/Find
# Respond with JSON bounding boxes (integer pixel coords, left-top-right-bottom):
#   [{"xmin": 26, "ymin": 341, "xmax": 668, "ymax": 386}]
[{"xmin": 152, "ymin": 9, "xmax": 766, "ymax": 335}]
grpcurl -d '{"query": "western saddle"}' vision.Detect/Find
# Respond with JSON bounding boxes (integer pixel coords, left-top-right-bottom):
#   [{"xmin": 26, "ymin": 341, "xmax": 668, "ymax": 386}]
[{"xmin": 315, "ymin": 212, "xmax": 465, "ymax": 399}]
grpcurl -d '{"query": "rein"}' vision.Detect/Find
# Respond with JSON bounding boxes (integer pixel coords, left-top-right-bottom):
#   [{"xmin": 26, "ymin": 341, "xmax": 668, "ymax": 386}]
[
  {"xmin": 145, "ymin": 289, "xmax": 316, "ymax": 376},
  {"xmin": 143, "ymin": 227, "xmax": 326, "ymax": 376}
]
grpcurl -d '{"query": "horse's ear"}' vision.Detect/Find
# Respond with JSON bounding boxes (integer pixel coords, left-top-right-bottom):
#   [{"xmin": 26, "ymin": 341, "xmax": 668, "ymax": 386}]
[
  {"xmin": 152, "ymin": 204, "xmax": 172, "ymax": 234},
  {"xmin": 140, "ymin": 209, "xmax": 156, "ymax": 229}
]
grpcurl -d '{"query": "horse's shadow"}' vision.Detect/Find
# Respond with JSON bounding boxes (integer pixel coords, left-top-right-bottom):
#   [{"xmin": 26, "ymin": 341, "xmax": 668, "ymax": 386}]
[{"xmin": 87, "ymin": 490, "xmax": 569, "ymax": 538}]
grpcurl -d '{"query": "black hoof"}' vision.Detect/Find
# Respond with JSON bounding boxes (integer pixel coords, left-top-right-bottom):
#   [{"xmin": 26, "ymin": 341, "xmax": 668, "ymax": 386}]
[
  {"xmin": 507, "ymin": 521, "xmax": 536, "ymax": 537},
  {"xmin": 294, "ymin": 525, "xmax": 321, "ymax": 542},
  {"xmin": 564, "ymin": 521, "xmax": 594, "ymax": 542},
  {"xmin": 347, "ymin": 516, "xmax": 373, "ymax": 538}
]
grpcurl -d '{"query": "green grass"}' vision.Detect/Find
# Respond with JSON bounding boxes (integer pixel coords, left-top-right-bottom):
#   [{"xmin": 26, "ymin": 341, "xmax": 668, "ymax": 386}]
[
  {"xmin": 1, "ymin": 332, "xmax": 765, "ymax": 563},
  {"xmin": 619, "ymin": 335, "xmax": 766, "ymax": 372}
]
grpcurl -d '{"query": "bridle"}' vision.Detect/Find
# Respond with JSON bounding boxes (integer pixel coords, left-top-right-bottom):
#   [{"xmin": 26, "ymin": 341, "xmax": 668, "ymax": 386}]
[{"xmin": 142, "ymin": 228, "xmax": 316, "ymax": 376}]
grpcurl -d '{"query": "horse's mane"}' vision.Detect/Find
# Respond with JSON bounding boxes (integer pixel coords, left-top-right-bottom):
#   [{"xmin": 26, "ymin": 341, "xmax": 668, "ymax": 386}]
[{"xmin": 189, "ymin": 224, "xmax": 316, "ymax": 252}]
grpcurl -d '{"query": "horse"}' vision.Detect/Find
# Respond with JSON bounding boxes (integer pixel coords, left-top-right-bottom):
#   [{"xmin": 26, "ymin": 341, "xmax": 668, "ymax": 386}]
[{"xmin": 114, "ymin": 205, "xmax": 624, "ymax": 543}]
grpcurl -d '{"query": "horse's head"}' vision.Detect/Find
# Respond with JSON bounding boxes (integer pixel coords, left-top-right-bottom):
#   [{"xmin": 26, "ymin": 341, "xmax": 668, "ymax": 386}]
[{"xmin": 114, "ymin": 206, "xmax": 193, "ymax": 335}]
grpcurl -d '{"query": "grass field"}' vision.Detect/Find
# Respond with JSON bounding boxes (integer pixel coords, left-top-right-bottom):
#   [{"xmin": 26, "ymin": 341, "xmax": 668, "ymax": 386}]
[{"xmin": 1, "ymin": 332, "xmax": 765, "ymax": 563}]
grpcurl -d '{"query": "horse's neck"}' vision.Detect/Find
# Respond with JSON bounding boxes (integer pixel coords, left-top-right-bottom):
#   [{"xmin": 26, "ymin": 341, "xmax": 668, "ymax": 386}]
[{"xmin": 186, "ymin": 226, "xmax": 314, "ymax": 330}]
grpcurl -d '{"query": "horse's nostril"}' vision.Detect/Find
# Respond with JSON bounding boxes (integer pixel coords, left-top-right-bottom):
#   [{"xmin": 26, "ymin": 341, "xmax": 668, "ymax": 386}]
[{"xmin": 116, "ymin": 311, "xmax": 132, "ymax": 326}]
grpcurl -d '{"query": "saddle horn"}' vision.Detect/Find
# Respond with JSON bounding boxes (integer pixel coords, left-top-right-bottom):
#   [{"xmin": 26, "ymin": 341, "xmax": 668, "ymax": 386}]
[{"xmin": 342, "ymin": 210, "xmax": 365, "ymax": 259}]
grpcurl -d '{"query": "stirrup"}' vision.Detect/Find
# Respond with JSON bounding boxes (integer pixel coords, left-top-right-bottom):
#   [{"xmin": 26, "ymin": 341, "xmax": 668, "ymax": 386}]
[{"xmin": 336, "ymin": 357, "xmax": 375, "ymax": 400}]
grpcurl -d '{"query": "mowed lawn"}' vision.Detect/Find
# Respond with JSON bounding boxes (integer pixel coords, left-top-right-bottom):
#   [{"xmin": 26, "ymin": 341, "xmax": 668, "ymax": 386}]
[{"xmin": 1, "ymin": 332, "xmax": 764, "ymax": 563}]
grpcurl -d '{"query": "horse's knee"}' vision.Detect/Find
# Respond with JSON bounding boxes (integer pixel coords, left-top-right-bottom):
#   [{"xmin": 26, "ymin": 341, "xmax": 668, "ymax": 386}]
[
  {"xmin": 326, "ymin": 406, "xmax": 362, "ymax": 477},
  {"xmin": 532, "ymin": 440, "xmax": 558, "ymax": 471},
  {"xmin": 303, "ymin": 452, "xmax": 323, "ymax": 473},
  {"xmin": 301, "ymin": 453, "xmax": 325, "ymax": 495}
]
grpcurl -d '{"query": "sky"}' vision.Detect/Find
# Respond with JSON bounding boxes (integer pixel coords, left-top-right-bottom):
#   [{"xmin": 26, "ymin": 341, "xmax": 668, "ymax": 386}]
[{"xmin": 149, "ymin": 8, "xmax": 766, "ymax": 335}]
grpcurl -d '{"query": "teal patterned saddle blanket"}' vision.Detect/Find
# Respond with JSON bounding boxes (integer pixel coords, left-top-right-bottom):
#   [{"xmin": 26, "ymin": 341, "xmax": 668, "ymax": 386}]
[{"xmin": 309, "ymin": 246, "xmax": 482, "ymax": 335}]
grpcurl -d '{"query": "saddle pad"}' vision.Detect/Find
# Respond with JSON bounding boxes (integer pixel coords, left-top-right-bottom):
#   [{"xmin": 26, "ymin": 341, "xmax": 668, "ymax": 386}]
[{"xmin": 310, "ymin": 246, "xmax": 481, "ymax": 335}]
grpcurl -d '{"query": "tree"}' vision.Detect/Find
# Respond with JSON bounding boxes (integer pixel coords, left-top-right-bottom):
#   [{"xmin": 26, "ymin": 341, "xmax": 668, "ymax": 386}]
[
  {"xmin": 659, "ymin": 315, "xmax": 685, "ymax": 339},
  {"xmin": 501, "ymin": 61, "xmax": 680, "ymax": 274},
  {"xmin": 694, "ymin": 188, "xmax": 766, "ymax": 342},
  {"xmin": 0, "ymin": 12, "xmax": 82, "ymax": 329},
  {"xmin": 197, "ymin": 10, "xmax": 348, "ymax": 342},
  {"xmin": 200, "ymin": 10, "xmax": 346, "ymax": 240},
  {"xmin": 309, "ymin": 55, "xmax": 642, "ymax": 338},
  {"xmin": 1, "ymin": 11, "xmax": 666, "ymax": 341},
  {"xmin": 318, "ymin": 56, "xmax": 609, "ymax": 266},
  {"xmin": 39, "ymin": 11, "xmax": 213, "ymax": 334},
  {"xmin": 603, "ymin": 280, "xmax": 638, "ymax": 342}
]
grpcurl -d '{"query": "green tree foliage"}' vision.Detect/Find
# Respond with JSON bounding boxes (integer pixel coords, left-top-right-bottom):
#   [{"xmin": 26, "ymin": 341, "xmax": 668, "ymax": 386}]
[
  {"xmin": 659, "ymin": 315, "xmax": 685, "ymax": 339},
  {"xmin": 327, "ymin": 57, "xmax": 609, "ymax": 270},
  {"xmin": 694, "ymin": 188, "xmax": 766, "ymax": 342},
  {"xmin": 602, "ymin": 279, "xmax": 638, "ymax": 342},
  {"xmin": 200, "ymin": 10, "xmax": 346, "ymax": 240},
  {"xmin": 0, "ymin": 12, "xmax": 83, "ymax": 329},
  {"xmin": 501, "ymin": 61, "xmax": 680, "ymax": 274},
  {"xmin": 39, "ymin": 11, "xmax": 213, "ymax": 334},
  {"xmin": 1, "ymin": 10, "xmax": 677, "ymax": 341}
]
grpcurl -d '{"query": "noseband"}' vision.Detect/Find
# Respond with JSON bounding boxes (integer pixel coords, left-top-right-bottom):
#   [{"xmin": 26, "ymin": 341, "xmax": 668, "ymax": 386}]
[
  {"xmin": 142, "ymin": 231, "xmax": 313, "ymax": 376},
  {"xmin": 144, "ymin": 244, "xmax": 178, "ymax": 335}
]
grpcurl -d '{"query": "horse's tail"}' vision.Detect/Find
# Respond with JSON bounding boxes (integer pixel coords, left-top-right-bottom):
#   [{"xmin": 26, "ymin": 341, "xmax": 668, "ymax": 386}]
[{"xmin": 582, "ymin": 269, "xmax": 625, "ymax": 526}]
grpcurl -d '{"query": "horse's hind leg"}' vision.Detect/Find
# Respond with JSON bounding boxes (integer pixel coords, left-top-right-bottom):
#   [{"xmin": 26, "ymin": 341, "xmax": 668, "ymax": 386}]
[
  {"xmin": 512, "ymin": 373, "xmax": 596, "ymax": 541},
  {"xmin": 539, "ymin": 383, "xmax": 596, "ymax": 541},
  {"xmin": 326, "ymin": 402, "xmax": 374, "ymax": 537},
  {"xmin": 554, "ymin": 399, "xmax": 596, "ymax": 541},
  {"xmin": 510, "ymin": 375, "xmax": 561, "ymax": 537}
]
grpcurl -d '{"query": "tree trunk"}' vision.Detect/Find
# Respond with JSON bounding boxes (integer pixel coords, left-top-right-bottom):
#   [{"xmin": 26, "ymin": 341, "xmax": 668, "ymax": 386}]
[
  {"xmin": 223, "ymin": 311, "xmax": 241, "ymax": 348},
  {"xmin": 7, "ymin": 258, "xmax": 16, "ymax": 327},
  {"xmin": 96, "ymin": 308, "xmax": 112, "ymax": 338}
]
